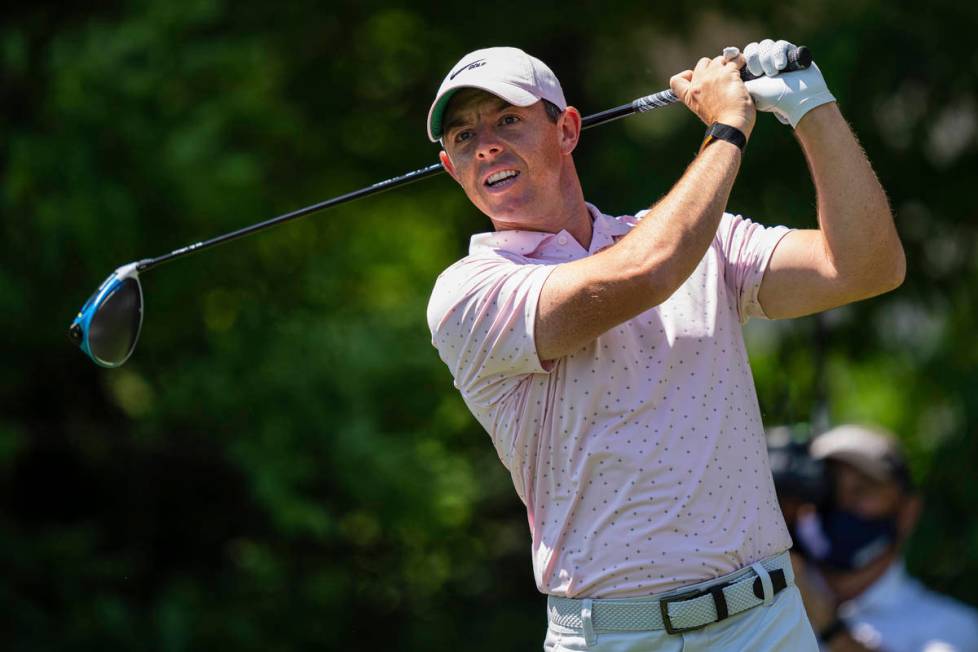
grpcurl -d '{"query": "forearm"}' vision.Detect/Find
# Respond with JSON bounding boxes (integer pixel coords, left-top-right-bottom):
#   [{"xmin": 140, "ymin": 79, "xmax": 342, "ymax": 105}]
[
  {"xmin": 615, "ymin": 139, "xmax": 742, "ymax": 299},
  {"xmin": 536, "ymin": 51, "xmax": 753, "ymax": 361},
  {"xmin": 795, "ymin": 104, "xmax": 905, "ymax": 292},
  {"xmin": 613, "ymin": 48, "xmax": 754, "ymax": 303},
  {"xmin": 536, "ymin": 141, "xmax": 741, "ymax": 360}
]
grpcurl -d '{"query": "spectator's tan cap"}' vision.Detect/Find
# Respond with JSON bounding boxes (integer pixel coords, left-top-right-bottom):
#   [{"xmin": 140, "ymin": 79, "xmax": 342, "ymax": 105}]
[
  {"xmin": 810, "ymin": 424, "xmax": 911, "ymax": 486},
  {"xmin": 427, "ymin": 46, "xmax": 567, "ymax": 142}
]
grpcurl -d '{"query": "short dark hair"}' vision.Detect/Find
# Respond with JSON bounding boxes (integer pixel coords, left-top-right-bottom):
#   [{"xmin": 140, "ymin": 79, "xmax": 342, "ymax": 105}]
[{"xmin": 542, "ymin": 99, "xmax": 563, "ymax": 123}]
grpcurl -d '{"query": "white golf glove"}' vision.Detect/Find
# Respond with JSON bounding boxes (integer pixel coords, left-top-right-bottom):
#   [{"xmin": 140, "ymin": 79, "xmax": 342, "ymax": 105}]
[{"xmin": 741, "ymin": 39, "xmax": 836, "ymax": 128}]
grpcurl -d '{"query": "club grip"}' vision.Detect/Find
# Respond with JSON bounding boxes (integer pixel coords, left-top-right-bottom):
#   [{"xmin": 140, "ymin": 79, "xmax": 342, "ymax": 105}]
[{"xmin": 739, "ymin": 45, "xmax": 812, "ymax": 82}]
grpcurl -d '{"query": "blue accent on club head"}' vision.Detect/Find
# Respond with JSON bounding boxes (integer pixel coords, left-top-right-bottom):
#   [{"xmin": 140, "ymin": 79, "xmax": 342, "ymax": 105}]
[{"xmin": 69, "ymin": 263, "xmax": 144, "ymax": 368}]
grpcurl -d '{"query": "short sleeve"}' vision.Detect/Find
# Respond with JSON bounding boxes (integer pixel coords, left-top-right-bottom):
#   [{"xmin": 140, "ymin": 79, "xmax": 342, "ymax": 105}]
[
  {"xmin": 714, "ymin": 212, "xmax": 791, "ymax": 323},
  {"xmin": 427, "ymin": 254, "xmax": 555, "ymax": 410}
]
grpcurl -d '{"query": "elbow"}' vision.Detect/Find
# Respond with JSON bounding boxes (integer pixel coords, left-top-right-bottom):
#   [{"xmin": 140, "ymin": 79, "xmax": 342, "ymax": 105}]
[
  {"xmin": 875, "ymin": 223, "xmax": 907, "ymax": 294},
  {"xmin": 852, "ymin": 203, "xmax": 907, "ymax": 297},
  {"xmin": 826, "ymin": 229, "xmax": 905, "ymax": 303},
  {"xmin": 880, "ymin": 202, "xmax": 907, "ymax": 292},
  {"xmin": 885, "ymin": 244, "xmax": 907, "ymax": 292},
  {"xmin": 852, "ymin": 236, "xmax": 906, "ymax": 299}
]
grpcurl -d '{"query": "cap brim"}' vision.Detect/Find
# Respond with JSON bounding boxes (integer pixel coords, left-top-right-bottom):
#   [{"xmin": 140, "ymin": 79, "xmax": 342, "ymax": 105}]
[
  {"xmin": 427, "ymin": 81, "xmax": 540, "ymax": 142},
  {"xmin": 816, "ymin": 450, "xmax": 893, "ymax": 483},
  {"xmin": 810, "ymin": 429, "xmax": 897, "ymax": 483}
]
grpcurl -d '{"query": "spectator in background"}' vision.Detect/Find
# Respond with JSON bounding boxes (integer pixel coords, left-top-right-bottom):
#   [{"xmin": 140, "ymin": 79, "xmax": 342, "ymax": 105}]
[{"xmin": 769, "ymin": 423, "xmax": 978, "ymax": 651}]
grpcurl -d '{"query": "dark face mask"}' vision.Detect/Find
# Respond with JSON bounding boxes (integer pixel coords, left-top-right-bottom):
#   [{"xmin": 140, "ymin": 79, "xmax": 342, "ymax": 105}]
[{"xmin": 793, "ymin": 508, "xmax": 898, "ymax": 572}]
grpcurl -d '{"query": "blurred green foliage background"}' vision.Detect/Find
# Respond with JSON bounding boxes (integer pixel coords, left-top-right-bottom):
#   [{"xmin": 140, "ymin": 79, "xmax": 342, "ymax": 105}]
[{"xmin": 2, "ymin": 0, "xmax": 977, "ymax": 648}]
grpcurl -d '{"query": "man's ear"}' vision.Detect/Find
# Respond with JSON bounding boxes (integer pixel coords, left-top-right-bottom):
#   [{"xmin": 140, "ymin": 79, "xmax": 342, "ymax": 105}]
[
  {"xmin": 439, "ymin": 149, "xmax": 460, "ymax": 183},
  {"xmin": 558, "ymin": 106, "xmax": 582, "ymax": 155}
]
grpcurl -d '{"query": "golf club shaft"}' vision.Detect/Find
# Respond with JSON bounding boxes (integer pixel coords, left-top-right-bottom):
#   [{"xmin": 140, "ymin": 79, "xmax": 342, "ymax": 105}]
[
  {"xmin": 136, "ymin": 162, "xmax": 446, "ymax": 272},
  {"xmin": 579, "ymin": 45, "xmax": 812, "ymax": 130},
  {"xmin": 134, "ymin": 89, "xmax": 678, "ymax": 273},
  {"xmin": 136, "ymin": 45, "xmax": 811, "ymax": 273}
]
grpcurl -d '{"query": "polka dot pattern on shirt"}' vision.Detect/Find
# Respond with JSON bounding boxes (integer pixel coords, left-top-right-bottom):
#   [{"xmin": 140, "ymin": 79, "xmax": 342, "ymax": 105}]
[{"xmin": 427, "ymin": 204, "xmax": 793, "ymax": 598}]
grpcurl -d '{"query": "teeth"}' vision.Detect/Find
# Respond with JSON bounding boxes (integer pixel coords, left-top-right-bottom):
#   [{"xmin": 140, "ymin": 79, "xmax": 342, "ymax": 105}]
[{"xmin": 486, "ymin": 170, "xmax": 518, "ymax": 186}]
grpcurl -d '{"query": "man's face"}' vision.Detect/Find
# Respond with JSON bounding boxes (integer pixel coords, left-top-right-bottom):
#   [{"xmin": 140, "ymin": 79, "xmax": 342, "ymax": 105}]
[
  {"xmin": 831, "ymin": 461, "xmax": 903, "ymax": 519},
  {"xmin": 818, "ymin": 460, "xmax": 921, "ymax": 598},
  {"xmin": 829, "ymin": 460, "xmax": 921, "ymax": 548},
  {"xmin": 438, "ymin": 88, "xmax": 571, "ymax": 225}
]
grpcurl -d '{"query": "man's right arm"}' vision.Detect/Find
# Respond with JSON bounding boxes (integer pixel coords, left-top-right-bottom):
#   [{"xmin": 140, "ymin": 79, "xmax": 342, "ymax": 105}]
[{"xmin": 535, "ymin": 54, "xmax": 754, "ymax": 362}]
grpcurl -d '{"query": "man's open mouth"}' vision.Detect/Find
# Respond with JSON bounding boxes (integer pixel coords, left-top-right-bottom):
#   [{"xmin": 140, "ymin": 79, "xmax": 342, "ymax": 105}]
[{"xmin": 485, "ymin": 170, "xmax": 520, "ymax": 187}]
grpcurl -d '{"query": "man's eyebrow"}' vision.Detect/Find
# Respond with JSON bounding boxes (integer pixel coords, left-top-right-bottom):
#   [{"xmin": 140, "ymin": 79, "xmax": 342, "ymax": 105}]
[
  {"xmin": 442, "ymin": 114, "xmax": 467, "ymax": 134},
  {"xmin": 443, "ymin": 97, "xmax": 515, "ymax": 134}
]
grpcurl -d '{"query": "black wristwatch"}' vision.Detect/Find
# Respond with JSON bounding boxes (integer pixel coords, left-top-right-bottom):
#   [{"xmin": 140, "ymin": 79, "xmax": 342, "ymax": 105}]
[{"xmin": 701, "ymin": 122, "xmax": 747, "ymax": 152}]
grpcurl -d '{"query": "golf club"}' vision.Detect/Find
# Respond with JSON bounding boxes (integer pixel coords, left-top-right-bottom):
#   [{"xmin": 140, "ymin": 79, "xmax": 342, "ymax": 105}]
[{"xmin": 69, "ymin": 46, "xmax": 812, "ymax": 368}]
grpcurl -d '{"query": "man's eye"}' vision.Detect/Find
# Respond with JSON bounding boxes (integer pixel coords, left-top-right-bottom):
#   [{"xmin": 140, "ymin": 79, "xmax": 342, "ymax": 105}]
[
  {"xmin": 501, "ymin": 115, "xmax": 520, "ymax": 125},
  {"xmin": 455, "ymin": 130, "xmax": 473, "ymax": 143}
]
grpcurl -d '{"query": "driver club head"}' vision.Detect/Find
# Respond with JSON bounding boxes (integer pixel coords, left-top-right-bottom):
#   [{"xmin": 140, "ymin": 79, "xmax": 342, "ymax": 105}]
[{"xmin": 69, "ymin": 262, "xmax": 144, "ymax": 368}]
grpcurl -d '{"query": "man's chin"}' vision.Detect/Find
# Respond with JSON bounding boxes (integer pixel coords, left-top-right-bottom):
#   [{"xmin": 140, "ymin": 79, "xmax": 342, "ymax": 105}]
[{"xmin": 479, "ymin": 195, "xmax": 535, "ymax": 226}]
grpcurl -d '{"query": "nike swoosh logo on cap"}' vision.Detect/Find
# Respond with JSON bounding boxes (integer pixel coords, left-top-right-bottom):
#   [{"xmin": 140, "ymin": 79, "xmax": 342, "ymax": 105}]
[{"xmin": 449, "ymin": 58, "xmax": 487, "ymax": 80}]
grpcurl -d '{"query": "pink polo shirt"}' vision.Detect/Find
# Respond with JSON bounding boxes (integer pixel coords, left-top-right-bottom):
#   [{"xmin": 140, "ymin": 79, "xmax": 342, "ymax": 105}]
[{"xmin": 427, "ymin": 203, "xmax": 793, "ymax": 599}]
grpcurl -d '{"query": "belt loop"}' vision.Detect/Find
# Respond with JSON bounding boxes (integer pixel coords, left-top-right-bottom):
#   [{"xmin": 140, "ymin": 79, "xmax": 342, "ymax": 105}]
[
  {"xmin": 581, "ymin": 598, "xmax": 597, "ymax": 646},
  {"xmin": 752, "ymin": 562, "xmax": 774, "ymax": 607},
  {"xmin": 780, "ymin": 552, "xmax": 795, "ymax": 585}
]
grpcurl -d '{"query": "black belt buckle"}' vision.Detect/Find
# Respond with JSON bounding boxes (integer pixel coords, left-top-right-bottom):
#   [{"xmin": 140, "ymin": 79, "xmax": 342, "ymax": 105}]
[{"xmin": 659, "ymin": 580, "xmax": 731, "ymax": 635}]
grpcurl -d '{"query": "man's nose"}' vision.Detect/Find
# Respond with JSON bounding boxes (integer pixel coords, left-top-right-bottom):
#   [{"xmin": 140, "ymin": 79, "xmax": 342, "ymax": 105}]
[{"xmin": 474, "ymin": 128, "xmax": 503, "ymax": 159}]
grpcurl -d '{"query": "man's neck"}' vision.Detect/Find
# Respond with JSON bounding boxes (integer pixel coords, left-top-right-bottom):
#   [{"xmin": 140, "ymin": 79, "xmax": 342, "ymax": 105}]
[
  {"xmin": 490, "ymin": 168, "xmax": 592, "ymax": 249},
  {"xmin": 560, "ymin": 195, "xmax": 593, "ymax": 249}
]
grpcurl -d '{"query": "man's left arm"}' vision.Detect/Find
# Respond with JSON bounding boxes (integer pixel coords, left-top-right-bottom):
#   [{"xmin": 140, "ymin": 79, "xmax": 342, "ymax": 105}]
[
  {"xmin": 758, "ymin": 103, "xmax": 905, "ymax": 318},
  {"xmin": 742, "ymin": 43, "xmax": 905, "ymax": 318}
]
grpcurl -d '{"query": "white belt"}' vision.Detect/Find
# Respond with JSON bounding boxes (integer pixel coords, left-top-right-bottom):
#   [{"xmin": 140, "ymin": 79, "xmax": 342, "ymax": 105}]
[{"xmin": 547, "ymin": 551, "xmax": 794, "ymax": 636}]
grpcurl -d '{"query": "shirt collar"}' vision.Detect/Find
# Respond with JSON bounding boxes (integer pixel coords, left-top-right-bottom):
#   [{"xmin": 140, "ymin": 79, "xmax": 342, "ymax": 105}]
[{"xmin": 468, "ymin": 203, "xmax": 634, "ymax": 259}]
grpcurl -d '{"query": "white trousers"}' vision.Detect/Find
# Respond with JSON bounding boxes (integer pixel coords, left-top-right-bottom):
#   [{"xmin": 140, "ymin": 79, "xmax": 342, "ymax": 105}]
[{"xmin": 543, "ymin": 585, "xmax": 818, "ymax": 651}]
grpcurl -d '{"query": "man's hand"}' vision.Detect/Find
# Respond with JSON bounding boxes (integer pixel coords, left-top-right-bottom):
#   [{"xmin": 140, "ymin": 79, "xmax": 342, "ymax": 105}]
[
  {"xmin": 670, "ymin": 52, "xmax": 755, "ymax": 137},
  {"xmin": 743, "ymin": 39, "xmax": 836, "ymax": 128},
  {"xmin": 744, "ymin": 39, "xmax": 795, "ymax": 77}
]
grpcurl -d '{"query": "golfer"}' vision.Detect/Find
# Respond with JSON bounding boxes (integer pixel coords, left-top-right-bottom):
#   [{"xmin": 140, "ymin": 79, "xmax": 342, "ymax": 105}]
[{"xmin": 425, "ymin": 40, "xmax": 904, "ymax": 650}]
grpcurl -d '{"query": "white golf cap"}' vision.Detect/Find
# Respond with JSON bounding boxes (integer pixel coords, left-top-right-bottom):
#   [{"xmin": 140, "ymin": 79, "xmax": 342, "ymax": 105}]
[
  {"xmin": 810, "ymin": 424, "xmax": 912, "ymax": 487},
  {"xmin": 426, "ymin": 46, "xmax": 567, "ymax": 142}
]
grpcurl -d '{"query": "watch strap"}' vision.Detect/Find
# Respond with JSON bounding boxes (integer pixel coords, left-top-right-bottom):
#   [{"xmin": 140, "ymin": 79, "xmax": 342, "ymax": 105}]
[{"xmin": 701, "ymin": 122, "xmax": 747, "ymax": 152}]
